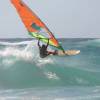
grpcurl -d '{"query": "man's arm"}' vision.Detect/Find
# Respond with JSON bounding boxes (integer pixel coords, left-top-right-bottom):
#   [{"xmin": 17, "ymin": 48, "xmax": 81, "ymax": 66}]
[
  {"xmin": 46, "ymin": 39, "xmax": 49, "ymax": 48},
  {"xmin": 38, "ymin": 38, "xmax": 41, "ymax": 48}
]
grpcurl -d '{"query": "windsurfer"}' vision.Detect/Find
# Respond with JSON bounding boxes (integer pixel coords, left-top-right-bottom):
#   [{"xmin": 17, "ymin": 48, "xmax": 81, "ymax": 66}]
[{"xmin": 38, "ymin": 38, "xmax": 58, "ymax": 58}]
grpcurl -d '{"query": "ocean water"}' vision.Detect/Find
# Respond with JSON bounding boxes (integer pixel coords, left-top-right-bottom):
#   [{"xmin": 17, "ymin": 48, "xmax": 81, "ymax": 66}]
[{"xmin": 0, "ymin": 38, "xmax": 100, "ymax": 100}]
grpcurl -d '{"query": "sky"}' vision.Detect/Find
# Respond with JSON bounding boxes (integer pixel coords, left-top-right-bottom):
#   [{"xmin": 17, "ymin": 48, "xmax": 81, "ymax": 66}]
[{"xmin": 0, "ymin": 0, "xmax": 100, "ymax": 38}]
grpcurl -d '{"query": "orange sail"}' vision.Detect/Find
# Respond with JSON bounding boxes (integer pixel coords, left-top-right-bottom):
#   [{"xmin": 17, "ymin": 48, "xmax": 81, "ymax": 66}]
[{"xmin": 11, "ymin": 0, "xmax": 64, "ymax": 50}]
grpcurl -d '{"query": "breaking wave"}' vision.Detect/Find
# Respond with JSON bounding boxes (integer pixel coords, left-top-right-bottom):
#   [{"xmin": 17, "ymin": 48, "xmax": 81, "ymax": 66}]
[{"xmin": 0, "ymin": 39, "xmax": 99, "ymax": 89}]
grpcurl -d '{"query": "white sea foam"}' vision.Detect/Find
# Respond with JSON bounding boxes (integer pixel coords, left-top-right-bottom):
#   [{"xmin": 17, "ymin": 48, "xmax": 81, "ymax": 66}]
[
  {"xmin": 0, "ymin": 40, "xmax": 33, "ymax": 45},
  {"xmin": 0, "ymin": 40, "xmax": 54, "ymax": 68},
  {"xmin": 44, "ymin": 72, "xmax": 60, "ymax": 80},
  {"xmin": 0, "ymin": 47, "xmax": 33, "ymax": 60}
]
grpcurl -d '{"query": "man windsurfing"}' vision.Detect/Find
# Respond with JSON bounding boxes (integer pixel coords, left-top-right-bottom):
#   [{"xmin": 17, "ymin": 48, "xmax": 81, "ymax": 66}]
[
  {"xmin": 38, "ymin": 38, "xmax": 58, "ymax": 58},
  {"xmin": 12, "ymin": 0, "xmax": 79, "ymax": 57}
]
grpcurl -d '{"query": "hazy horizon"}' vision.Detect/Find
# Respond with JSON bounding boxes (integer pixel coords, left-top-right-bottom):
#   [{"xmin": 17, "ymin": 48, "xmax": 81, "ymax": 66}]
[{"xmin": 0, "ymin": 0, "xmax": 100, "ymax": 38}]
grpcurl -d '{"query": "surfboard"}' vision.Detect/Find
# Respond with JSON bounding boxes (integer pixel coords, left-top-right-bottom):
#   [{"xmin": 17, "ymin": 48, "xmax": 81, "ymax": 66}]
[{"xmin": 57, "ymin": 50, "xmax": 80, "ymax": 56}]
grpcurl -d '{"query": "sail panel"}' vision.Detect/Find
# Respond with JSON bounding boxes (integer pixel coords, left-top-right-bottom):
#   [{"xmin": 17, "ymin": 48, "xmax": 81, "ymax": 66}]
[{"xmin": 11, "ymin": 0, "xmax": 64, "ymax": 50}]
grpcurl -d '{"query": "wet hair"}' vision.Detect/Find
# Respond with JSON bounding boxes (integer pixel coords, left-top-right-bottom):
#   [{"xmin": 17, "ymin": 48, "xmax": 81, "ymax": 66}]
[{"xmin": 42, "ymin": 45, "xmax": 46, "ymax": 48}]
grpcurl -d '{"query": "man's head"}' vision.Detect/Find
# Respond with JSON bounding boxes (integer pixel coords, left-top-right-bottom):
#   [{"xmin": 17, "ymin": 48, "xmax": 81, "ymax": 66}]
[{"xmin": 42, "ymin": 44, "xmax": 46, "ymax": 48}]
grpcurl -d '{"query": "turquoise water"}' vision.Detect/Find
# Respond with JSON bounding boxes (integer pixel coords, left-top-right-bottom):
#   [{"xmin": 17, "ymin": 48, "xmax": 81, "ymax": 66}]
[{"xmin": 0, "ymin": 38, "xmax": 100, "ymax": 100}]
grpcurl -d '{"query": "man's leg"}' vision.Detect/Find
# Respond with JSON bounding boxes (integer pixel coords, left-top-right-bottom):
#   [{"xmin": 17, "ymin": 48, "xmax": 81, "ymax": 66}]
[{"xmin": 48, "ymin": 50, "xmax": 58, "ymax": 55}]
